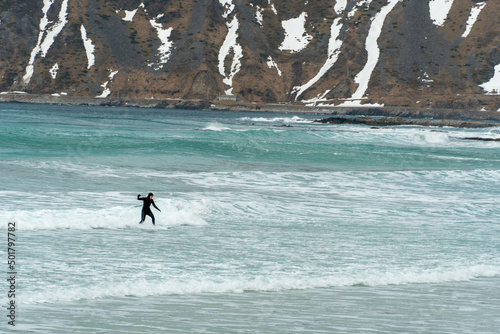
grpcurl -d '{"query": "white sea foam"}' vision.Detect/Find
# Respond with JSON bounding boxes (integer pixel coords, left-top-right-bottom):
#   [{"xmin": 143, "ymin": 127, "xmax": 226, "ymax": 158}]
[
  {"xmin": 411, "ymin": 131, "xmax": 450, "ymax": 145},
  {"xmin": 19, "ymin": 264, "xmax": 500, "ymax": 304},
  {"xmin": 203, "ymin": 122, "xmax": 231, "ymax": 131},
  {"xmin": 0, "ymin": 198, "xmax": 208, "ymax": 231},
  {"xmin": 239, "ymin": 116, "xmax": 312, "ymax": 124}
]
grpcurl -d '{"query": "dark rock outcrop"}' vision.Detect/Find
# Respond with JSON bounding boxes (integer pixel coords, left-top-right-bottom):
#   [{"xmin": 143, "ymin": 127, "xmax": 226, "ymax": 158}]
[{"xmin": 315, "ymin": 116, "xmax": 500, "ymax": 128}]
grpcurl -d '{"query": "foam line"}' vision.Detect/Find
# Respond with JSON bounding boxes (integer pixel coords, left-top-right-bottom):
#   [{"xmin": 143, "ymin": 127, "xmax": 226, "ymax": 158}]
[{"xmin": 18, "ymin": 264, "xmax": 500, "ymax": 304}]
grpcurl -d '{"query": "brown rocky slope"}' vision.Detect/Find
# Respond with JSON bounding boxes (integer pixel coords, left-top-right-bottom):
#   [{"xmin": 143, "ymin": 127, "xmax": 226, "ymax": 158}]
[{"xmin": 1, "ymin": 0, "xmax": 499, "ymax": 111}]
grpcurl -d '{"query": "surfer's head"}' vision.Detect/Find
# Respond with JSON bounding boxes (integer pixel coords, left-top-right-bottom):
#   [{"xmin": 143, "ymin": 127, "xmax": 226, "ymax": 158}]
[{"xmin": 148, "ymin": 192, "xmax": 154, "ymax": 198}]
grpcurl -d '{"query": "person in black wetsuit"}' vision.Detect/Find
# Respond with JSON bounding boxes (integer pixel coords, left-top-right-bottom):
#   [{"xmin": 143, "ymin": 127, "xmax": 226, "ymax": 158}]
[{"xmin": 138, "ymin": 193, "xmax": 161, "ymax": 225}]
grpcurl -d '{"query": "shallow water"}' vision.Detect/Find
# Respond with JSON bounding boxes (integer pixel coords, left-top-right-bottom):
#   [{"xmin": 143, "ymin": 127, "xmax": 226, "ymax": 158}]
[{"xmin": 0, "ymin": 103, "xmax": 499, "ymax": 333}]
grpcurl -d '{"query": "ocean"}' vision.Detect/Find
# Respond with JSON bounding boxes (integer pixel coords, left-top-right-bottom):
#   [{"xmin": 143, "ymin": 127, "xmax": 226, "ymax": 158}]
[{"xmin": 0, "ymin": 103, "xmax": 499, "ymax": 333}]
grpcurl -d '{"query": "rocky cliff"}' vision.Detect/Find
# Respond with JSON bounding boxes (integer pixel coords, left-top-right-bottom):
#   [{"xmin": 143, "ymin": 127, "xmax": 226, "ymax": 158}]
[{"xmin": 1, "ymin": 0, "xmax": 499, "ymax": 110}]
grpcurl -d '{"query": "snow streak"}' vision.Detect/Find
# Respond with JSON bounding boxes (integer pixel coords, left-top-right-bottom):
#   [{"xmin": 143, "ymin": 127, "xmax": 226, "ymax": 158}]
[
  {"xmin": 80, "ymin": 25, "xmax": 95, "ymax": 69},
  {"xmin": 148, "ymin": 15, "xmax": 174, "ymax": 70},
  {"xmin": 292, "ymin": 17, "xmax": 343, "ymax": 100},
  {"xmin": 218, "ymin": 0, "xmax": 243, "ymax": 95},
  {"xmin": 96, "ymin": 70, "xmax": 119, "ymax": 98},
  {"xmin": 23, "ymin": 0, "xmax": 69, "ymax": 84},
  {"xmin": 462, "ymin": 2, "xmax": 486, "ymax": 38},
  {"xmin": 342, "ymin": 0, "xmax": 400, "ymax": 106}
]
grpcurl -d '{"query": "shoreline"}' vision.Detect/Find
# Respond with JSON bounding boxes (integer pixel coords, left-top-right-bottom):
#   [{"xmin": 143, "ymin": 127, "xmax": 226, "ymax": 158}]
[{"xmin": 2, "ymin": 93, "xmax": 500, "ymax": 126}]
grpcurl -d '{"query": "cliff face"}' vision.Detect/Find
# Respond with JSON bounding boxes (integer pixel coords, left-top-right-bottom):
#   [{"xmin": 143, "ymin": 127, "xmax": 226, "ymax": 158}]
[{"xmin": 1, "ymin": 0, "xmax": 499, "ymax": 110}]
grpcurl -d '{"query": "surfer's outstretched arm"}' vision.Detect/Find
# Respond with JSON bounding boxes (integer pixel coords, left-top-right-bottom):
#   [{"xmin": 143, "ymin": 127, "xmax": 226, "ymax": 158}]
[{"xmin": 152, "ymin": 200, "xmax": 161, "ymax": 212}]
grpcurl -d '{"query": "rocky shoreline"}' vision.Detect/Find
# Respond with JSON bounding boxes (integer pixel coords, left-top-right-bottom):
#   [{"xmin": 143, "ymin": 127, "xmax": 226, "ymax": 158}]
[
  {"xmin": 1, "ymin": 93, "xmax": 500, "ymax": 126},
  {"xmin": 315, "ymin": 116, "xmax": 500, "ymax": 128}
]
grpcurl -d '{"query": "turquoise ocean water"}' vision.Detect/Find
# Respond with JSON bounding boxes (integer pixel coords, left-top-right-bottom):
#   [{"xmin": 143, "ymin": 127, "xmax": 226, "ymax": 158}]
[{"xmin": 0, "ymin": 103, "xmax": 499, "ymax": 333}]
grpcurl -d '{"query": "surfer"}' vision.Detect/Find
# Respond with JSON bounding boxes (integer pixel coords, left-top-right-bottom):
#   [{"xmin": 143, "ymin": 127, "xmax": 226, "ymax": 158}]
[{"xmin": 138, "ymin": 193, "xmax": 161, "ymax": 225}]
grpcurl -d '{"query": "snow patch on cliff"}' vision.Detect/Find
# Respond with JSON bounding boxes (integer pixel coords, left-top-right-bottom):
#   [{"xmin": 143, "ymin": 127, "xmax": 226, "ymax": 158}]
[
  {"xmin": 267, "ymin": 56, "xmax": 282, "ymax": 76},
  {"xmin": 292, "ymin": 17, "xmax": 344, "ymax": 100},
  {"xmin": 342, "ymin": 0, "xmax": 400, "ymax": 106},
  {"xmin": 461, "ymin": 2, "xmax": 486, "ymax": 38},
  {"xmin": 219, "ymin": 0, "xmax": 235, "ymax": 19},
  {"xmin": 148, "ymin": 14, "xmax": 174, "ymax": 70},
  {"xmin": 96, "ymin": 70, "xmax": 119, "ymax": 98},
  {"xmin": 218, "ymin": 0, "xmax": 243, "ymax": 95},
  {"xmin": 429, "ymin": 0, "xmax": 454, "ymax": 26},
  {"xmin": 480, "ymin": 63, "xmax": 500, "ymax": 95},
  {"xmin": 119, "ymin": 3, "xmax": 144, "ymax": 21},
  {"xmin": 23, "ymin": 0, "xmax": 69, "ymax": 84},
  {"xmin": 250, "ymin": 4, "xmax": 264, "ymax": 26},
  {"xmin": 219, "ymin": 17, "xmax": 243, "ymax": 95},
  {"xmin": 80, "ymin": 25, "xmax": 95, "ymax": 69},
  {"xmin": 279, "ymin": 12, "xmax": 312, "ymax": 53},
  {"xmin": 334, "ymin": 0, "xmax": 347, "ymax": 15},
  {"xmin": 49, "ymin": 63, "xmax": 59, "ymax": 79}
]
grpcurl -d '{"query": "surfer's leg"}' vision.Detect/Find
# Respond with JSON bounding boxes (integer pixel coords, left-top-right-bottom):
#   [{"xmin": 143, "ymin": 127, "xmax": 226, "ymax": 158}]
[
  {"xmin": 146, "ymin": 210, "xmax": 155, "ymax": 225},
  {"xmin": 139, "ymin": 210, "xmax": 146, "ymax": 224}
]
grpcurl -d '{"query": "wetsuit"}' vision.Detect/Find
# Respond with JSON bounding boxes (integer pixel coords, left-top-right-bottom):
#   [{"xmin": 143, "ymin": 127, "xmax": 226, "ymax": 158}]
[{"xmin": 138, "ymin": 195, "xmax": 161, "ymax": 225}]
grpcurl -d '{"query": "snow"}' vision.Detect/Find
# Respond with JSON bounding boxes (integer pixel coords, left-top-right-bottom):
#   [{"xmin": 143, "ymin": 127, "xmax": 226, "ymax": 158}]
[
  {"xmin": 96, "ymin": 70, "xmax": 119, "ymax": 98},
  {"xmin": 270, "ymin": 1, "xmax": 278, "ymax": 15},
  {"xmin": 123, "ymin": 8, "xmax": 138, "ymax": 21},
  {"xmin": 254, "ymin": 5, "xmax": 264, "ymax": 26},
  {"xmin": 279, "ymin": 12, "xmax": 312, "ymax": 53},
  {"xmin": 302, "ymin": 90, "xmax": 331, "ymax": 106},
  {"xmin": 218, "ymin": 16, "xmax": 243, "ymax": 95},
  {"xmin": 462, "ymin": 2, "xmax": 486, "ymax": 38},
  {"xmin": 338, "ymin": 99, "xmax": 384, "ymax": 107},
  {"xmin": 418, "ymin": 72, "xmax": 434, "ymax": 87},
  {"xmin": 219, "ymin": 0, "xmax": 235, "ymax": 19},
  {"xmin": 38, "ymin": 0, "xmax": 68, "ymax": 58},
  {"xmin": 334, "ymin": 0, "xmax": 347, "ymax": 15},
  {"xmin": 0, "ymin": 91, "xmax": 27, "ymax": 95},
  {"xmin": 218, "ymin": 0, "xmax": 243, "ymax": 95},
  {"xmin": 117, "ymin": 4, "xmax": 173, "ymax": 70},
  {"xmin": 347, "ymin": 0, "xmax": 371, "ymax": 19},
  {"xmin": 148, "ymin": 15, "xmax": 174, "ymax": 70},
  {"xmin": 49, "ymin": 63, "xmax": 59, "ymax": 79},
  {"xmin": 80, "ymin": 25, "xmax": 95, "ymax": 69},
  {"xmin": 429, "ymin": 0, "xmax": 454, "ymax": 26},
  {"xmin": 479, "ymin": 63, "xmax": 500, "ymax": 95},
  {"xmin": 23, "ymin": 0, "xmax": 69, "ymax": 84},
  {"xmin": 267, "ymin": 56, "xmax": 282, "ymax": 76},
  {"xmin": 343, "ymin": 0, "xmax": 400, "ymax": 105},
  {"xmin": 292, "ymin": 17, "xmax": 343, "ymax": 100},
  {"xmin": 120, "ymin": 3, "xmax": 144, "ymax": 21}
]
